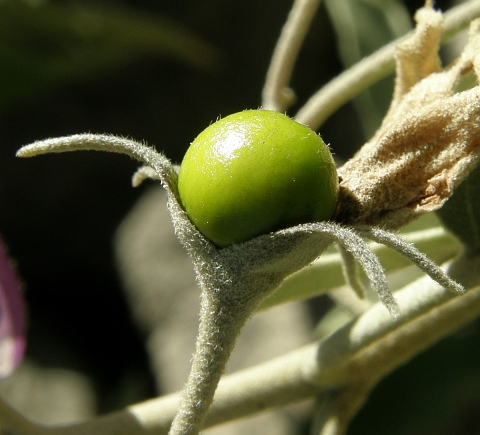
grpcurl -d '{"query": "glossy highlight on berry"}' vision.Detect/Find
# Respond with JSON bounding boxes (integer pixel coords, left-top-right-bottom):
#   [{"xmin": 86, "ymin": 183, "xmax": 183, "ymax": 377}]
[{"xmin": 178, "ymin": 109, "xmax": 339, "ymax": 247}]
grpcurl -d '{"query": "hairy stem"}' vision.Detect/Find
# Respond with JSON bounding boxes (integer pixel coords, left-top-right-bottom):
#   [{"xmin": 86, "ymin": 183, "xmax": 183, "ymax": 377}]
[
  {"xmin": 168, "ymin": 287, "xmax": 256, "ymax": 435},
  {"xmin": 262, "ymin": 0, "xmax": 321, "ymax": 112},
  {"xmin": 7, "ymin": 261, "xmax": 478, "ymax": 435},
  {"xmin": 295, "ymin": 0, "xmax": 480, "ymax": 130}
]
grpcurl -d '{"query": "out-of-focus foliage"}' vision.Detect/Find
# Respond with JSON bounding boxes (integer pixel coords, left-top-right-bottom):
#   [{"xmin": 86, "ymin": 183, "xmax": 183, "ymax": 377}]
[{"xmin": 0, "ymin": 0, "xmax": 220, "ymax": 110}]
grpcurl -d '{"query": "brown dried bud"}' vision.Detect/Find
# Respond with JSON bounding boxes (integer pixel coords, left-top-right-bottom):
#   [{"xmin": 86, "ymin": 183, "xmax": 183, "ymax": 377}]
[{"xmin": 336, "ymin": 4, "xmax": 480, "ymax": 229}]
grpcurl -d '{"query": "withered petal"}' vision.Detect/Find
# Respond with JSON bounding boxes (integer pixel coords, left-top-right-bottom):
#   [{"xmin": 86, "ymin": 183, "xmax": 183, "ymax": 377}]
[{"xmin": 336, "ymin": 11, "xmax": 480, "ymax": 230}]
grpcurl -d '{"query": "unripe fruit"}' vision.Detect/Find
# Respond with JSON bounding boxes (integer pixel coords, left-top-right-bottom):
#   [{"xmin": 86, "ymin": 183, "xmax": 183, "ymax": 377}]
[{"xmin": 177, "ymin": 109, "xmax": 339, "ymax": 248}]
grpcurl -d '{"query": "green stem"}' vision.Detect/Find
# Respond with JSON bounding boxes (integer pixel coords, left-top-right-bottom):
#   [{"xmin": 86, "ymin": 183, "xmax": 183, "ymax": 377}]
[
  {"xmin": 295, "ymin": 0, "xmax": 480, "ymax": 130},
  {"xmin": 262, "ymin": 0, "xmax": 321, "ymax": 112},
  {"xmin": 168, "ymin": 283, "xmax": 266, "ymax": 435}
]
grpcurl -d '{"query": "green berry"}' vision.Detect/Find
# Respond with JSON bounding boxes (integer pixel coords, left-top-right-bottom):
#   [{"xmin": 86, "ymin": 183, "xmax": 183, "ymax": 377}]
[{"xmin": 177, "ymin": 109, "xmax": 339, "ymax": 248}]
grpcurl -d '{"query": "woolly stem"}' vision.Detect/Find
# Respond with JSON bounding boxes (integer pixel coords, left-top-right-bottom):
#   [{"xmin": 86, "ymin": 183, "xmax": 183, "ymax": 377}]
[
  {"xmin": 294, "ymin": 0, "xmax": 480, "ymax": 130},
  {"xmin": 168, "ymin": 282, "xmax": 267, "ymax": 435},
  {"xmin": 262, "ymin": 0, "xmax": 321, "ymax": 112}
]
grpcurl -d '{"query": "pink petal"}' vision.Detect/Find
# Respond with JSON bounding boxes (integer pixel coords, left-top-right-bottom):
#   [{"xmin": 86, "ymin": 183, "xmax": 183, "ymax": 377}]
[{"xmin": 0, "ymin": 238, "xmax": 26, "ymax": 377}]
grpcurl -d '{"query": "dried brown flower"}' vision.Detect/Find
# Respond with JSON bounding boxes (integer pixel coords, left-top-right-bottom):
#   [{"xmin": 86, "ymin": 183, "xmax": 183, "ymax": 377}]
[{"xmin": 337, "ymin": 4, "xmax": 480, "ymax": 230}]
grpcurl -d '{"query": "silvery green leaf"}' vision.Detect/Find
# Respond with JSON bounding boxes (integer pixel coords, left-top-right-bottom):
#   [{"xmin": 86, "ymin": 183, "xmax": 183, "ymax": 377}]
[{"xmin": 0, "ymin": 0, "xmax": 219, "ymax": 110}]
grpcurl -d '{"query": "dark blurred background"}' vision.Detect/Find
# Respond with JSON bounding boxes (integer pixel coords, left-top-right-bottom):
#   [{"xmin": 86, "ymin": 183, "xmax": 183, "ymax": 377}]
[{"xmin": 1, "ymin": 1, "xmax": 478, "ymax": 433}]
